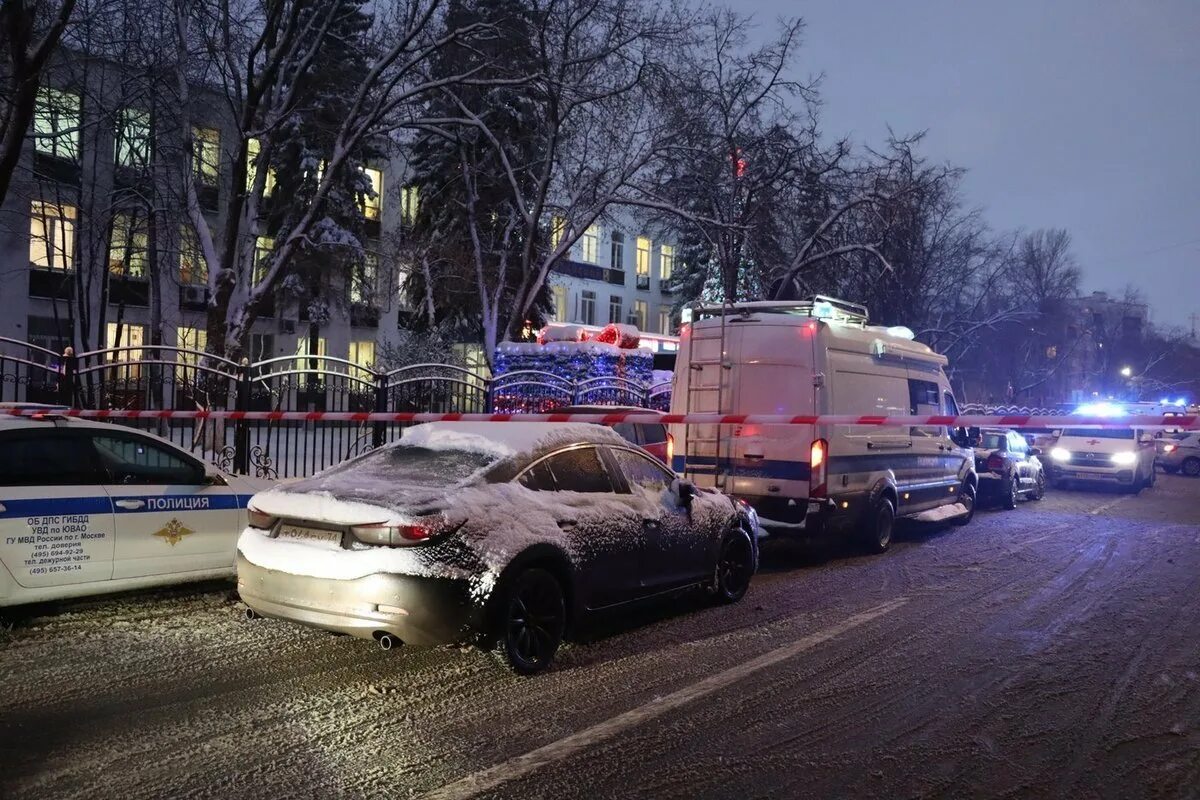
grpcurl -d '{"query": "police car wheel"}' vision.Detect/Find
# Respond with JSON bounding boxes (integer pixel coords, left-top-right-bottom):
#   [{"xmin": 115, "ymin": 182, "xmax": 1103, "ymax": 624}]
[{"xmin": 860, "ymin": 497, "xmax": 895, "ymax": 554}]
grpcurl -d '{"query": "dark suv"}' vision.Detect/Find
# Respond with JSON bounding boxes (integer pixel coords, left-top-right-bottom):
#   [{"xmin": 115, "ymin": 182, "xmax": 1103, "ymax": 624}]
[{"xmin": 972, "ymin": 428, "xmax": 1047, "ymax": 508}]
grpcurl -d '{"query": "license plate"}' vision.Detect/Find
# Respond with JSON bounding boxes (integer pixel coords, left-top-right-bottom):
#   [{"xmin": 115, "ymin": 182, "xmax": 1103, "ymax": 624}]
[{"xmin": 276, "ymin": 524, "xmax": 342, "ymax": 546}]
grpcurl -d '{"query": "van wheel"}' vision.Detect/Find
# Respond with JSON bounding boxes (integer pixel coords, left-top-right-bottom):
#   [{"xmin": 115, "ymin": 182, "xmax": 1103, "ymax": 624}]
[
  {"xmin": 860, "ymin": 496, "xmax": 895, "ymax": 554},
  {"xmin": 951, "ymin": 482, "xmax": 976, "ymax": 526},
  {"xmin": 1002, "ymin": 473, "xmax": 1019, "ymax": 510}
]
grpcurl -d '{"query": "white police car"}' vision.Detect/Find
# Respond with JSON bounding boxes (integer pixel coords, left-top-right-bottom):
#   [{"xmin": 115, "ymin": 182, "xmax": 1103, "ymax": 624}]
[{"xmin": 0, "ymin": 405, "xmax": 271, "ymax": 606}]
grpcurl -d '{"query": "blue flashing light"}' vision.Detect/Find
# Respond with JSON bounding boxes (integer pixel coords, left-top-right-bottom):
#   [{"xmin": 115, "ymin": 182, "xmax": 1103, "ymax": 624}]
[
  {"xmin": 1072, "ymin": 402, "xmax": 1127, "ymax": 417},
  {"xmin": 812, "ymin": 300, "xmax": 835, "ymax": 319}
]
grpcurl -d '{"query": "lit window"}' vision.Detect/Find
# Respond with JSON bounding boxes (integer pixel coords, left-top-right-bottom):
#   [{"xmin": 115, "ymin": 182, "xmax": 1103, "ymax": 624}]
[
  {"xmin": 361, "ymin": 168, "xmax": 383, "ymax": 221},
  {"xmin": 114, "ymin": 108, "xmax": 151, "ymax": 168},
  {"xmin": 29, "ymin": 201, "xmax": 76, "ymax": 271},
  {"xmin": 33, "ymin": 88, "xmax": 80, "ymax": 161},
  {"xmin": 192, "ymin": 127, "xmax": 219, "ymax": 185},
  {"xmin": 659, "ymin": 244, "xmax": 674, "ymax": 281},
  {"xmin": 636, "ymin": 236, "xmax": 651, "ymax": 277},
  {"xmin": 179, "ymin": 226, "xmax": 206, "ymax": 285},
  {"xmin": 610, "ymin": 232, "xmax": 625, "ymax": 269},
  {"xmin": 352, "ymin": 253, "xmax": 378, "ymax": 305},
  {"xmin": 553, "ymin": 285, "xmax": 568, "ymax": 322},
  {"xmin": 633, "ymin": 300, "xmax": 647, "ymax": 329},
  {"xmin": 401, "ymin": 185, "xmax": 419, "ymax": 225},
  {"xmin": 106, "ymin": 323, "xmax": 146, "ymax": 377},
  {"xmin": 176, "ymin": 327, "xmax": 208, "ymax": 365},
  {"xmin": 659, "ymin": 309, "xmax": 673, "ymax": 335},
  {"xmin": 609, "ymin": 295, "xmax": 623, "ymax": 325},
  {"xmin": 581, "ymin": 225, "xmax": 599, "ymax": 263},
  {"xmin": 295, "ymin": 336, "xmax": 327, "ymax": 357},
  {"xmin": 254, "ymin": 236, "xmax": 274, "ymax": 284},
  {"xmin": 349, "ymin": 340, "xmax": 375, "ymax": 370},
  {"xmin": 109, "ymin": 214, "xmax": 148, "ymax": 279},
  {"xmin": 550, "ymin": 216, "xmax": 566, "ymax": 249},
  {"xmin": 580, "ymin": 290, "xmax": 596, "ymax": 325},
  {"xmin": 246, "ymin": 137, "xmax": 276, "ymax": 195}
]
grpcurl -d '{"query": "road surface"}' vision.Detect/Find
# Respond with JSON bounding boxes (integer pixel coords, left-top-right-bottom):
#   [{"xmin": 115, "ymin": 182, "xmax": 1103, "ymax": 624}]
[{"xmin": 2, "ymin": 475, "xmax": 1199, "ymax": 799}]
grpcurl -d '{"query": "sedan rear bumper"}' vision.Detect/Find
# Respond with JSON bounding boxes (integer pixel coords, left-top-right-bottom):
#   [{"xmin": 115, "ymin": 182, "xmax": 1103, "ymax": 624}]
[{"xmin": 237, "ymin": 555, "xmax": 482, "ymax": 646}]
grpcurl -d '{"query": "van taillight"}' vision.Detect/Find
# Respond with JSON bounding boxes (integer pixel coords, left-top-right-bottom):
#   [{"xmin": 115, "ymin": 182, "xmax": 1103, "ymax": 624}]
[
  {"xmin": 809, "ymin": 439, "xmax": 828, "ymax": 499},
  {"xmin": 666, "ymin": 433, "xmax": 675, "ymax": 465}
]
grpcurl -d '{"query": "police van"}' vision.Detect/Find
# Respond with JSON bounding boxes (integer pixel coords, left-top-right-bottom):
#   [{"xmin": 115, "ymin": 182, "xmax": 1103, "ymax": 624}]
[
  {"xmin": 669, "ymin": 297, "xmax": 976, "ymax": 552},
  {"xmin": 0, "ymin": 406, "xmax": 271, "ymax": 606}
]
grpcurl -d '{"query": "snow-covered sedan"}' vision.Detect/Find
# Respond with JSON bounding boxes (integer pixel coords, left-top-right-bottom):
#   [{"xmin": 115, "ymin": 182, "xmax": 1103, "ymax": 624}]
[{"xmin": 237, "ymin": 422, "xmax": 758, "ymax": 674}]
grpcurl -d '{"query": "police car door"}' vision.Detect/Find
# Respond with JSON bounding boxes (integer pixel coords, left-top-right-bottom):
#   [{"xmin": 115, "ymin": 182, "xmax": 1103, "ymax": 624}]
[
  {"xmin": 0, "ymin": 427, "xmax": 115, "ymax": 590},
  {"xmin": 89, "ymin": 430, "xmax": 240, "ymax": 579}
]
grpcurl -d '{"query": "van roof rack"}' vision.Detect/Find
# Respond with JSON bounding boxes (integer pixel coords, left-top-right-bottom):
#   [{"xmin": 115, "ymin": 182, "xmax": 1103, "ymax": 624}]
[{"xmin": 684, "ymin": 295, "xmax": 870, "ymax": 326}]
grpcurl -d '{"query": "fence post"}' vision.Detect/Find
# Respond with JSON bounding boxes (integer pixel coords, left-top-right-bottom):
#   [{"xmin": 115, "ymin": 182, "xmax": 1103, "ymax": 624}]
[
  {"xmin": 372, "ymin": 369, "xmax": 387, "ymax": 449},
  {"xmin": 59, "ymin": 347, "xmax": 77, "ymax": 407},
  {"xmin": 235, "ymin": 357, "xmax": 250, "ymax": 475}
]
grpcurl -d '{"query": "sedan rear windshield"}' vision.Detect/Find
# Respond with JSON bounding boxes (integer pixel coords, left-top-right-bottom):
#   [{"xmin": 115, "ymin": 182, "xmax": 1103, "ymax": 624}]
[
  {"xmin": 1062, "ymin": 428, "xmax": 1135, "ymax": 440},
  {"xmin": 320, "ymin": 445, "xmax": 499, "ymax": 488}
]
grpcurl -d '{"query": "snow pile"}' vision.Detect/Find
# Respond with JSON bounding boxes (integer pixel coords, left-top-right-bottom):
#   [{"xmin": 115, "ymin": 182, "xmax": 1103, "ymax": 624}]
[{"xmin": 402, "ymin": 421, "xmax": 625, "ymax": 458}]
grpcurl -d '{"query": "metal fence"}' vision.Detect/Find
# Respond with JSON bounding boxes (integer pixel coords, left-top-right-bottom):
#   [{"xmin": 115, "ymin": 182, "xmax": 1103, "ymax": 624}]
[{"xmin": 0, "ymin": 337, "xmax": 672, "ymax": 478}]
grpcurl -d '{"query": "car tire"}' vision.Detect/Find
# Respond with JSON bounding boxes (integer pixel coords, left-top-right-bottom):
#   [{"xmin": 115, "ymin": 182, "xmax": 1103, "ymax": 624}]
[
  {"xmin": 1182, "ymin": 457, "xmax": 1200, "ymax": 478},
  {"xmin": 1032, "ymin": 471, "xmax": 1046, "ymax": 501},
  {"xmin": 1129, "ymin": 468, "xmax": 1143, "ymax": 495},
  {"xmin": 859, "ymin": 496, "xmax": 895, "ymax": 554},
  {"xmin": 1145, "ymin": 465, "xmax": 1156, "ymax": 489},
  {"xmin": 951, "ymin": 481, "xmax": 976, "ymax": 526},
  {"xmin": 1002, "ymin": 472, "xmax": 1019, "ymax": 510},
  {"xmin": 494, "ymin": 568, "xmax": 566, "ymax": 676},
  {"xmin": 712, "ymin": 529, "xmax": 755, "ymax": 603}
]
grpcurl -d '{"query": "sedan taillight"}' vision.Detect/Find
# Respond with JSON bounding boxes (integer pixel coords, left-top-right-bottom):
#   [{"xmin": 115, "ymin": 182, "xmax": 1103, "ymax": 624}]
[
  {"xmin": 350, "ymin": 517, "xmax": 445, "ymax": 547},
  {"xmin": 247, "ymin": 505, "xmax": 276, "ymax": 530}
]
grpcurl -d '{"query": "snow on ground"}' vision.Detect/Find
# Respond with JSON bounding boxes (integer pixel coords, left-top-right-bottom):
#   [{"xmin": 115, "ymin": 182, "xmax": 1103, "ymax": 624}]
[{"xmin": 2, "ymin": 476, "xmax": 1199, "ymax": 799}]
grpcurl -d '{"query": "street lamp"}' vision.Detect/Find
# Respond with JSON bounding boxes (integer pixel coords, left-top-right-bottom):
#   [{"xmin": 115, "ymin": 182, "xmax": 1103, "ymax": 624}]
[{"xmin": 1120, "ymin": 366, "xmax": 1133, "ymax": 378}]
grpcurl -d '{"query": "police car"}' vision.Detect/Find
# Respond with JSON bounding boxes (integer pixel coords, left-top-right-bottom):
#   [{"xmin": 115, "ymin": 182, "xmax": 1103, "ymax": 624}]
[{"xmin": 0, "ymin": 405, "xmax": 271, "ymax": 607}]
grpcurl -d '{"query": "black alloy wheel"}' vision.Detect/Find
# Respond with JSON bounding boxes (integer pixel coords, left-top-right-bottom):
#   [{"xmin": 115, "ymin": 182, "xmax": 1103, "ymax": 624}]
[
  {"xmin": 1182, "ymin": 457, "xmax": 1200, "ymax": 478},
  {"xmin": 861, "ymin": 496, "xmax": 896, "ymax": 554},
  {"xmin": 713, "ymin": 530, "xmax": 755, "ymax": 603},
  {"xmin": 951, "ymin": 481, "xmax": 976, "ymax": 526},
  {"xmin": 498, "ymin": 568, "xmax": 566, "ymax": 675},
  {"xmin": 1002, "ymin": 472, "xmax": 1019, "ymax": 510}
]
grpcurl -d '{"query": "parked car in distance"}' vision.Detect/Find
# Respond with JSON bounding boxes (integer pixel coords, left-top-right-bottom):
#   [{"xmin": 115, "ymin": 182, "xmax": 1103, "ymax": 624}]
[
  {"xmin": 972, "ymin": 428, "xmax": 1046, "ymax": 508},
  {"xmin": 237, "ymin": 422, "xmax": 758, "ymax": 675},
  {"xmin": 1047, "ymin": 424, "xmax": 1157, "ymax": 492},
  {"xmin": 0, "ymin": 405, "xmax": 271, "ymax": 607},
  {"xmin": 1158, "ymin": 432, "xmax": 1200, "ymax": 476},
  {"xmin": 555, "ymin": 405, "xmax": 669, "ymax": 464}
]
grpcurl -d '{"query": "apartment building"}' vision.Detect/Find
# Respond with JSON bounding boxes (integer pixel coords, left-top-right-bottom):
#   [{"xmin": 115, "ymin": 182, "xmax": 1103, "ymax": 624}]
[
  {"xmin": 0, "ymin": 60, "xmax": 682, "ymax": 375},
  {"xmin": 547, "ymin": 223, "xmax": 680, "ymax": 340}
]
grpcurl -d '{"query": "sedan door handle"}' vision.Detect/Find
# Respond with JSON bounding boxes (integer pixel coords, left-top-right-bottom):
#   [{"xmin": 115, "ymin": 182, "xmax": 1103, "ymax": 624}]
[
  {"xmin": 557, "ymin": 519, "xmax": 577, "ymax": 530},
  {"xmin": 115, "ymin": 499, "xmax": 145, "ymax": 510}
]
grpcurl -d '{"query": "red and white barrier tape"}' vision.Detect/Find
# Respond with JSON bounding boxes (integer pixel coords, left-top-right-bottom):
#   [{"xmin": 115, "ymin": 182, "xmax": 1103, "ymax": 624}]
[{"xmin": 3, "ymin": 408, "xmax": 1197, "ymax": 429}]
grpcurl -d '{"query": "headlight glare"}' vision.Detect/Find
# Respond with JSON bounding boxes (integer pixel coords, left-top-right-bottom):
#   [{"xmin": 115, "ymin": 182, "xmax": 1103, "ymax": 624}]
[
  {"xmin": 1110, "ymin": 451, "xmax": 1137, "ymax": 466},
  {"xmin": 1050, "ymin": 447, "xmax": 1071, "ymax": 462}
]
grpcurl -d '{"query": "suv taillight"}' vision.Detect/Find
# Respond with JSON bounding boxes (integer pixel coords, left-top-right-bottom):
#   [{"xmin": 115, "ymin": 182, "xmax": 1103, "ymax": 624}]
[
  {"xmin": 666, "ymin": 433, "xmax": 675, "ymax": 466},
  {"xmin": 986, "ymin": 453, "xmax": 1005, "ymax": 471},
  {"xmin": 809, "ymin": 439, "xmax": 828, "ymax": 499}
]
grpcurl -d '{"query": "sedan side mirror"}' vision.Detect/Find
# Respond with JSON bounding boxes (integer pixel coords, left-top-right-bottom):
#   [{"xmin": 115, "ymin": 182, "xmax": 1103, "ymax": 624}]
[{"xmin": 672, "ymin": 479, "xmax": 695, "ymax": 508}]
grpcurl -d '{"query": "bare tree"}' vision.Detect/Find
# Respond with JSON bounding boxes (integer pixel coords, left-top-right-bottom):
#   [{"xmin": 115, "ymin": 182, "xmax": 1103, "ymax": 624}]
[{"xmin": 0, "ymin": 0, "xmax": 78, "ymax": 205}]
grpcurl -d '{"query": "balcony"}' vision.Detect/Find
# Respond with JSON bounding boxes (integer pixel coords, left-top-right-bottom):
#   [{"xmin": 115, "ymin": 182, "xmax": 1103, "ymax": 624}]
[
  {"xmin": 554, "ymin": 259, "xmax": 605, "ymax": 282},
  {"xmin": 636, "ymin": 274, "xmax": 650, "ymax": 291},
  {"xmin": 351, "ymin": 303, "xmax": 380, "ymax": 328},
  {"xmin": 605, "ymin": 269, "xmax": 625, "ymax": 286},
  {"xmin": 197, "ymin": 183, "xmax": 219, "ymax": 212},
  {"xmin": 109, "ymin": 277, "xmax": 150, "ymax": 307},
  {"xmin": 28, "ymin": 268, "xmax": 73, "ymax": 300},
  {"xmin": 33, "ymin": 152, "xmax": 81, "ymax": 186},
  {"xmin": 659, "ymin": 279, "xmax": 674, "ymax": 294}
]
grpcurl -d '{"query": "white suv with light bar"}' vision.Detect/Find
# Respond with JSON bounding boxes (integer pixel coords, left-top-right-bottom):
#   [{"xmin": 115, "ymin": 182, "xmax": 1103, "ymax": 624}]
[{"xmin": 1046, "ymin": 405, "xmax": 1157, "ymax": 491}]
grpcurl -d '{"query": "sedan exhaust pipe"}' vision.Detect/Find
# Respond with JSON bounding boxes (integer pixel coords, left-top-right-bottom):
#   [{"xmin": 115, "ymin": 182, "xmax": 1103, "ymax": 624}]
[
  {"xmin": 244, "ymin": 607, "xmax": 259, "ymax": 621},
  {"xmin": 376, "ymin": 633, "xmax": 399, "ymax": 651}
]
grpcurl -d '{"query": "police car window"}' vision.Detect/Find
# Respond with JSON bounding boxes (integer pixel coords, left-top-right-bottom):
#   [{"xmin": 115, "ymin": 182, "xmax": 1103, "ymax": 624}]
[
  {"xmin": 609, "ymin": 448, "xmax": 673, "ymax": 492},
  {"xmin": 542, "ymin": 447, "xmax": 615, "ymax": 493},
  {"xmin": 0, "ymin": 433, "xmax": 105, "ymax": 486},
  {"xmin": 611, "ymin": 422, "xmax": 638, "ymax": 444},
  {"xmin": 92, "ymin": 435, "xmax": 204, "ymax": 485},
  {"xmin": 908, "ymin": 379, "xmax": 942, "ymax": 438}
]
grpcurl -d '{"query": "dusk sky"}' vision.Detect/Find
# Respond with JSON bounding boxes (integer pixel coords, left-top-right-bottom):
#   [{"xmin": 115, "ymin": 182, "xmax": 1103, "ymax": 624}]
[{"xmin": 742, "ymin": 0, "xmax": 1200, "ymax": 328}]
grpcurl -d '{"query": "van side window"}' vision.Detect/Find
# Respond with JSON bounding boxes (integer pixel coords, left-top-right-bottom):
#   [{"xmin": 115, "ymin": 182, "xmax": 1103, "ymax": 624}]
[{"xmin": 908, "ymin": 379, "xmax": 942, "ymax": 438}]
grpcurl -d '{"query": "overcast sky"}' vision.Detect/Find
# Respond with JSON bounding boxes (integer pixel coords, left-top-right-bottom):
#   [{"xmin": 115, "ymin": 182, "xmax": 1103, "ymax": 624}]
[{"xmin": 740, "ymin": 0, "xmax": 1199, "ymax": 328}]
